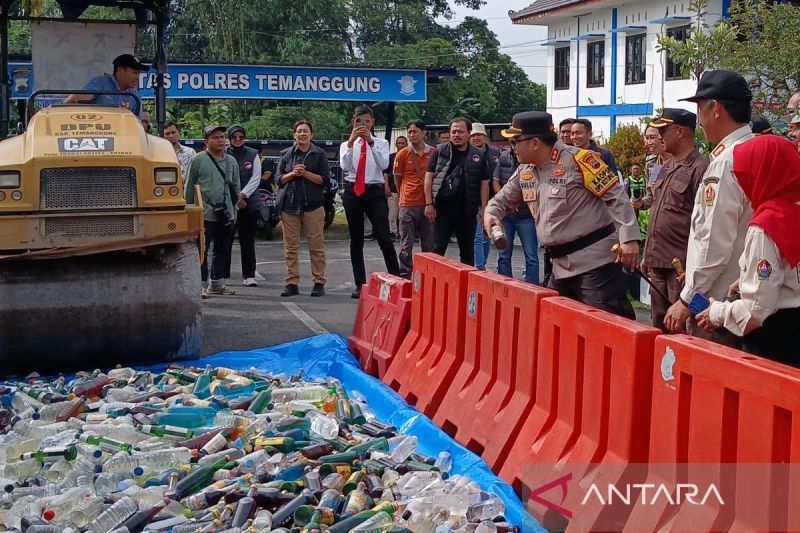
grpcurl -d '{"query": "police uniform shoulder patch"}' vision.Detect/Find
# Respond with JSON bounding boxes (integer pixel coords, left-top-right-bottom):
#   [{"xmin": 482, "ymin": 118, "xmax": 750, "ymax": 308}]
[
  {"xmin": 703, "ymin": 176, "xmax": 720, "ymax": 185},
  {"xmin": 575, "ymin": 149, "xmax": 618, "ymax": 197},
  {"xmin": 712, "ymin": 144, "xmax": 725, "ymax": 158},
  {"xmin": 757, "ymin": 259, "xmax": 772, "ymax": 281},
  {"xmin": 550, "ymin": 148, "xmax": 559, "ymax": 162},
  {"xmin": 703, "ymin": 184, "xmax": 716, "ymax": 206}
]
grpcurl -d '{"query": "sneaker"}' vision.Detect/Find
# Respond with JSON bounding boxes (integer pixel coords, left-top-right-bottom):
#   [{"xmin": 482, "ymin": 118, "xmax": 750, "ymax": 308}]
[
  {"xmin": 205, "ymin": 286, "xmax": 235, "ymax": 296},
  {"xmin": 281, "ymin": 284, "xmax": 299, "ymax": 297},
  {"xmin": 201, "ymin": 289, "xmax": 210, "ymax": 299},
  {"xmin": 243, "ymin": 278, "xmax": 258, "ymax": 287},
  {"xmin": 254, "ymin": 272, "xmax": 266, "ymax": 281},
  {"xmin": 351, "ymin": 286, "xmax": 362, "ymax": 299},
  {"xmin": 310, "ymin": 283, "xmax": 325, "ymax": 297}
]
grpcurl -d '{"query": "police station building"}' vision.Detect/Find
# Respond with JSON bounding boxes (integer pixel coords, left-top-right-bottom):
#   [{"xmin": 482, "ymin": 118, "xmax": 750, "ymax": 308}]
[{"xmin": 511, "ymin": 0, "xmax": 728, "ymax": 139}]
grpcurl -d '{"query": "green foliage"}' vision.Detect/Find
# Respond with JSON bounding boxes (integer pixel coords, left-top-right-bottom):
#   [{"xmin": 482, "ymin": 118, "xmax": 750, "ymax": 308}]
[{"xmin": 605, "ymin": 124, "xmax": 646, "ymax": 176}]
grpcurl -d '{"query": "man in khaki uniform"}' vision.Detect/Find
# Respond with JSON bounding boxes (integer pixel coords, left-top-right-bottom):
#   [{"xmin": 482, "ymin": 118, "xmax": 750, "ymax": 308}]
[
  {"xmin": 640, "ymin": 109, "xmax": 709, "ymax": 332},
  {"xmin": 484, "ymin": 111, "xmax": 640, "ymax": 319},
  {"xmin": 664, "ymin": 70, "xmax": 754, "ymax": 336}
]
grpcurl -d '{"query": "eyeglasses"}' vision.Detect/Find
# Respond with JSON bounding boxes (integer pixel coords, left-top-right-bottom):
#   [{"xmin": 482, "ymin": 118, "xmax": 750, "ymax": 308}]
[{"xmin": 509, "ymin": 135, "xmax": 535, "ymax": 147}]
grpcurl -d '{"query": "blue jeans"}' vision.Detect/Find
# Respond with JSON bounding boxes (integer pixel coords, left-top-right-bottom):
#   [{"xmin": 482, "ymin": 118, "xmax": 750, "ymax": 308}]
[
  {"xmin": 474, "ymin": 221, "xmax": 491, "ymax": 270},
  {"xmin": 497, "ymin": 216, "xmax": 540, "ymax": 284}
]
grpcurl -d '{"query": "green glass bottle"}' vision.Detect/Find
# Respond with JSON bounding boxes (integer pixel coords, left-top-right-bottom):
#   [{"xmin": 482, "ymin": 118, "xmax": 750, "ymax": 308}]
[{"xmin": 174, "ymin": 456, "xmax": 230, "ymax": 499}]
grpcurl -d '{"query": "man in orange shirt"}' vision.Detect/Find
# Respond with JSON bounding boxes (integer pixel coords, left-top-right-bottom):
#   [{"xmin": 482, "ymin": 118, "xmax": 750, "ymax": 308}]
[{"xmin": 394, "ymin": 120, "xmax": 436, "ymax": 278}]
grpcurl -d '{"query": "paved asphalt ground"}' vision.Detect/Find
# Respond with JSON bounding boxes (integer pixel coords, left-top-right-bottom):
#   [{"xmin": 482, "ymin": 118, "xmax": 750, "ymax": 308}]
[
  {"xmin": 202, "ymin": 222, "xmax": 651, "ymax": 356},
  {"xmin": 201, "ymin": 230, "xmax": 532, "ymax": 355}
]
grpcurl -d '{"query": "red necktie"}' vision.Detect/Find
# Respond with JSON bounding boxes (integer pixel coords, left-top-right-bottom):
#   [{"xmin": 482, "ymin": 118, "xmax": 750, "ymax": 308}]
[{"xmin": 354, "ymin": 140, "xmax": 367, "ymax": 197}]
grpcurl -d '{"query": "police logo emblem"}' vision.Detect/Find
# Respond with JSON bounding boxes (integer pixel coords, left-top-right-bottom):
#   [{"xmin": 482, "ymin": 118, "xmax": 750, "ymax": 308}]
[
  {"xmin": 522, "ymin": 188, "xmax": 536, "ymax": 202},
  {"xmin": 553, "ymin": 167, "xmax": 565, "ymax": 177},
  {"xmin": 704, "ymin": 185, "xmax": 716, "ymax": 206},
  {"xmin": 581, "ymin": 152, "xmax": 602, "ymax": 170},
  {"xmin": 521, "ymin": 169, "xmax": 534, "ymax": 181},
  {"xmin": 550, "ymin": 187, "xmax": 560, "ymax": 195},
  {"xmin": 398, "ymin": 75, "xmax": 417, "ymax": 96}
]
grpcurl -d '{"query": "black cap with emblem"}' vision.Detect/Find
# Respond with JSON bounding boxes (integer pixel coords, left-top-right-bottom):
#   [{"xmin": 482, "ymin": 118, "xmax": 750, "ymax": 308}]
[
  {"xmin": 113, "ymin": 53, "xmax": 149, "ymax": 71},
  {"xmin": 648, "ymin": 108, "xmax": 697, "ymax": 129},
  {"xmin": 501, "ymin": 111, "xmax": 556, "ymax": 139},
  {"xmin": 679, "ymin": 70, "xmax": 752, "ymax": 103}
]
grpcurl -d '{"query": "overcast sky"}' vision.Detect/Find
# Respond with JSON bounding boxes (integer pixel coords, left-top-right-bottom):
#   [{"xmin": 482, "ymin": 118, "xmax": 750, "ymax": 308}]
[{"xmin": 441, "ymin": 0, "xmax": 549, "ymax": 83}]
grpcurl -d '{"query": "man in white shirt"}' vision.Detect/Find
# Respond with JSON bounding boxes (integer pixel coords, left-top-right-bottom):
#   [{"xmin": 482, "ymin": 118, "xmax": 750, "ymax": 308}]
[
  {"xmin": 339, "ymin": 106, "xmax": 400, "ymax": 299},
  {"xmin": 664, "ymin": 70, "xmax": 754, "ymax": 341}
]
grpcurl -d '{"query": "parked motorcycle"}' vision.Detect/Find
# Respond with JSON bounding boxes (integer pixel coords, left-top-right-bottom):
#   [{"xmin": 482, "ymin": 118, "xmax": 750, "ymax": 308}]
[{"xmin": 255, "ymin": 187, "xmax": 280, "ymax": 240}]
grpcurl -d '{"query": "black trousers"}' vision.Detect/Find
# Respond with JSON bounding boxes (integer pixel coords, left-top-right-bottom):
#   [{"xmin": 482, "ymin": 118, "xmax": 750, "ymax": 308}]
[
  {"xmin": 547, "ymin": 262, "xmax": 636, "ymax": 320},
  {"xmin": 225, "ymin": 209, "xmax": 258, "ymax": 279},
  {"xmin": 342, "ymin": 185, "xmax": 400, "ymax": 286},
  {"xmin": 433, "ymin": 211, "xmax": 478, "ymax": 266},
  {"xmin": 201, "ymin": 220, "xmax": 231, "ymax": 285},
  {"xmin": 743, "ymin": 306, "xmax": 800, "ymax": 367}
]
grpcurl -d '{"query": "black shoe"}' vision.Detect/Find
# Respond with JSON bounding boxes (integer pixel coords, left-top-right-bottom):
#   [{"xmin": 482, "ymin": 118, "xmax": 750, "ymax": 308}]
[
  {"xmin": 310, "ymin": 283, "xmax": 325, "ymax": 297},
  {"xmin": 281, "ymin": 284, "xmax": 299, "ymax": 297},
  {"xmin": 351, "ymin": 286, "xmax": 362, "ymax": 299},
  {"xmin": 364, "ymin": 233, "xmax": 375, "ymax": 241},
  {"xmin": 389, "ymin": 232, "xmax": 398, "ymax": 242}
]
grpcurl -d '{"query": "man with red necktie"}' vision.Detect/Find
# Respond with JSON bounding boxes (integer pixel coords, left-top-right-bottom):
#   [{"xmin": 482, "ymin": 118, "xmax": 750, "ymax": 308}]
[{"xmin": 339, "ymin": 106, "xmax": 400, "ymax": 299}]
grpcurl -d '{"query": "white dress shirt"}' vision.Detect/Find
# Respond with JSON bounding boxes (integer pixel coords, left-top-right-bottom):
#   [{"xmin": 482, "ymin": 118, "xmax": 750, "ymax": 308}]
[{"xmin": 339, "ymin": 135, "xmax": 390, "ymax": 185}]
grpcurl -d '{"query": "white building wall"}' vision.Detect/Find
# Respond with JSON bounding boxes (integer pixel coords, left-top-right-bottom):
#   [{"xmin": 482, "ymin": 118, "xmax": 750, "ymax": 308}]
[{"xmin": 539, "ymin": 0, "xmax": 725, "ymax": 140}]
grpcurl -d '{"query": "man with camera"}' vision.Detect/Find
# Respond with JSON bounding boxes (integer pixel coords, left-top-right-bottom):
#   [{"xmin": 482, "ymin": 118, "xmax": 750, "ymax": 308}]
[
  {"xmin": 185, "ymin": 124, "xmax": 241, "ymax": 298},
  {"xmin": 339, "ymin": 106, "xmax": 400, "ymax": 299}
]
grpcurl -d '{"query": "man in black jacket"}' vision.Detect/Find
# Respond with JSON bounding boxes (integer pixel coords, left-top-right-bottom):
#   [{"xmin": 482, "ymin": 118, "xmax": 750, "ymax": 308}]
[
  {"xmin": 423, "ymin": 117, "xmax": 491, "ymax": 266},
  {"xmin": 225, "ymin": 125, "xmax": 263, "ymax": 287},
  {"xmin": 275, "ymin": 120, "xmax": 331, "ymax": 297}
]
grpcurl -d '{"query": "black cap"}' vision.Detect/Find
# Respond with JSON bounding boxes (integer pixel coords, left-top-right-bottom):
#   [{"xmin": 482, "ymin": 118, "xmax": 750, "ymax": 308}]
[
  {"xmin": 501, "ymin": 111, "xmax": 555, "ymax": 139},
  {"xmin": 227, "ymin": 125, "xmax": 246, "ymax": 138},
  {"xmin": 679, "ymin": 70, "xmax": 752, "ymax": 103},
  {"xmin": 113, "ymin": 53, "xmax": 149, "ymax": 71},
  {"xmin": 203, "ymin": 124, "xmax": 226, "ymax": 138},
  {"xmin": 750, "ymin": 116, "xmax": 773, "ymax": 135},
  {"xmin": 648, "ymin": 108, "xmax": 697, "ymax": 129}
]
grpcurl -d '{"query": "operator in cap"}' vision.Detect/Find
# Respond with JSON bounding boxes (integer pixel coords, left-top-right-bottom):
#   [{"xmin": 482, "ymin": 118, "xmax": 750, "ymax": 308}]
[
  {"xmin": 640, "ymin": 108, "xmax": 709, "ymax": 332},
  {"xmin": 484, "ymin": 111, "xmax": 640, "ymax": 319},
  {"xmin": 664, "ymin": 70, "xmax": 755, "ymax": 339},
  {"xmin": 64, "ymin": 54, "xmax": 149, "ymax": 118},
  {"xmin": 750, "ymin": 116, "xmax": 773, "ymax": 136}
]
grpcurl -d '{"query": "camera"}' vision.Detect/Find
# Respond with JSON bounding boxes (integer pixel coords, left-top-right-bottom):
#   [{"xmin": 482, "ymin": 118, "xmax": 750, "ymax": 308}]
[{"xmin": 214, "ymin": 203, "xmax": 232, "ymax": 226}]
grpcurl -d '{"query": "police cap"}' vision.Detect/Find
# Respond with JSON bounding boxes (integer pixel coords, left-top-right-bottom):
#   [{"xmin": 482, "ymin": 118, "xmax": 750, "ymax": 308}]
[{"xmin": 501, "ymin": 111, "xmax": 555, "ymax": 139}]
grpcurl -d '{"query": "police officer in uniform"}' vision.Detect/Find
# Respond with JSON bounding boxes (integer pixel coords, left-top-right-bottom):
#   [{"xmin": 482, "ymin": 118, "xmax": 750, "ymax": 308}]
[
  {"xmin": 664, "ymin": 71, "xmax": 754, "ymax": 336},
  {"xmin": 484, "ymin": 111, "xmax": 640, "ymax": 319}
]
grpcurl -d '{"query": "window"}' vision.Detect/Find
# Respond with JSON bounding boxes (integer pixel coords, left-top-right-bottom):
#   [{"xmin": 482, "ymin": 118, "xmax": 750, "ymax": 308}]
[
  {"xmin": 587, "ymin": 40, "xmax": 605, "ymax": 88},
  {"xmin": 665, "ymin": 25, "xmax": 691, "ymax": 80},
  {"xmin": 625, "ymin": 34, "xmax": 646, "ymax": 85},
  {"xmin": 555, "ymin": 47, "xmax": 570, "ymax": 90}
]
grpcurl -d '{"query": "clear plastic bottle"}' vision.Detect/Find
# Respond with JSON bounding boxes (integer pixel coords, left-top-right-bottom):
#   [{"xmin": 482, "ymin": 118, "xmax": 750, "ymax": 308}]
[
  {"xmin": 41, "ymin": 428, "xmax": 79, "ymax": 448},
  {"xmin": 434, "ymin": 451, "xmax": 453, "ymax": 474},
  {"xmin": 94, "ymin": 472, "xmax": 134, "ymax": 496},
  {"xmin": 198, "ymin": 447, "xmax": 243, "ymax": 467},
  {"xmin": 2, "ymin": 457, "xmax": 41, "ymax": 481},
  {"xmin": 306, "ymin": 410, "xmax": 339, "ymax": 440},
  {"xmin": 269, "ymin": 385, "xmax": 328, "ymax": 403},
  {"xmin": 199, "ymin": 432, "xmax": 228, "ymax": 456},
  {"xmin": 466, "ymin": 498, "xmax": 505, "ymax": 521},
  {"xmin": 251, "ymin": 509, "xmax": 273, "ymax": 531},
  {"xmin": 70, "ymin": 496, "xmax": 106, "ymax": 528},
  {"xmin": 103, "ymin": 447, "xmax": 193, "ymax": 473},
  {"xmin": 0, "ymin": 436, "xmax": 40, "ymax": 462},
  {"xmin": 42, "ymin": 486, "xmax": 87, "ymax": 521},
  {"xmin": 3, "ymin": 495, "xmax": 42, "ymax": 530},
  {"xmin": 88, "ymin": 495, "xmax": 138, "ymax": 533},
  {"xmin": 390, "ymin": 435, "xmax": 418, "ymax": 463}
]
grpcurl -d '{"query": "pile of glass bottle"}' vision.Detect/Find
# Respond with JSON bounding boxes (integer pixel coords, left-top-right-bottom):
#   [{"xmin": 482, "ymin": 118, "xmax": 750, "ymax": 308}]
[{"xmin": 0, "ymin": 364, "xmax": 515, "ymax": 533}]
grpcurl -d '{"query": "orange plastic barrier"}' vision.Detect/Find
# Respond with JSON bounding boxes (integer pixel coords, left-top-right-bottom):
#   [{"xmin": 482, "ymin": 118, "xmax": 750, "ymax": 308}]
[
  {"xmin": 348, "ymin": 273, "xmax": 412, "ymax": 379},
  {"xmin": 622, "ymin": 335, "xmax": 800, "ymax": 533},
  {"xmin": 381, "ymin": 253, "xmax": 474, "ymax": 418},
  {"xmin": 499, "ymin": 297, "xmax": 660, "ymax": 531},
  {"xmin": 432, "ymin": 271, "xmax": 557, "ymax": 471}
]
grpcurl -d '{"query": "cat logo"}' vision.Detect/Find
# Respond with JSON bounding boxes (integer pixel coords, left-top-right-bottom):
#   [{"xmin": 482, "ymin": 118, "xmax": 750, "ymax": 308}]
[{"xmin": 58, "ymin": 137, "xmax": 115, "ymax": 152}]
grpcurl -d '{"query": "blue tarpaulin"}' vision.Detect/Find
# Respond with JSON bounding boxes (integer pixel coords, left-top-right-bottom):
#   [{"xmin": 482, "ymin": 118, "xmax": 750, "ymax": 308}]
[{"xmin": 139, "ymin": 333, "xmax": 543, "ymax": 531}]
